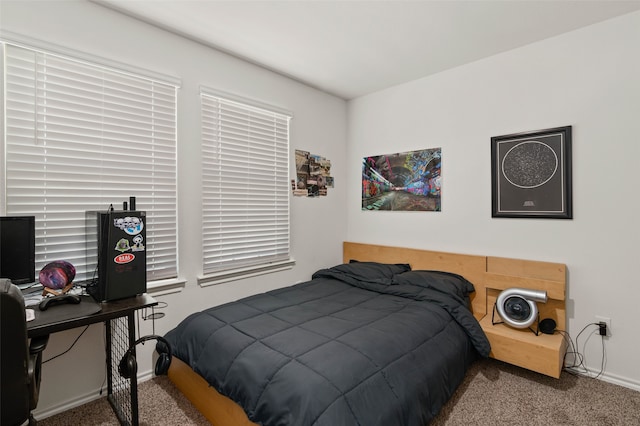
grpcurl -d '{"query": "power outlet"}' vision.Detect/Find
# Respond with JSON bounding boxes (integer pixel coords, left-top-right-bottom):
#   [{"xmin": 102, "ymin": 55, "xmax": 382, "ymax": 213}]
[{"xmin": 595, "ymin": 316, "xmax": 611, "ymax": 337}]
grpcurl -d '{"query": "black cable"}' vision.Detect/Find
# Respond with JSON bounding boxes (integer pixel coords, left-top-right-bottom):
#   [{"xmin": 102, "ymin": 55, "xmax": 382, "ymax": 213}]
[
  {"xmin": 572, "ymin": 323, "xmax": 597, "ymax": 373},
  {"xmin": 556, "ymin": 330, "xmax": 580, "ymax": 369},
  {"xmin": 592, "ymin": 333, "xmax": 606, "ymax": 379},
  {"xmin": 558, "ymin": 323, "xmax": 606, "ymax": 378},
  {"xmin": 575, "ymin": 322, "xmax": 599, "ymax": 347},
  {"xmin": 577, "ymin": 323, "xmax": 605, "ymax": 378},
  {"xmin": 559, "ymin": 333, "xmax": 586, "ymax": 373},
  {"xmin": 585, "ymin": 324, "xmax": 607, "ymax": 379},
  {"xmin": 43, "ymin": 325, "xmax": 90, "ymax": 364}
]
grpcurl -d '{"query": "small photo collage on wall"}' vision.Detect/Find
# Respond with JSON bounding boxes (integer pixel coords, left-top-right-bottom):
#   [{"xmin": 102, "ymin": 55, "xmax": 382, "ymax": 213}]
[{"xmin": 293, "ymin": 150, "xmax": 333, "ymax": 197}]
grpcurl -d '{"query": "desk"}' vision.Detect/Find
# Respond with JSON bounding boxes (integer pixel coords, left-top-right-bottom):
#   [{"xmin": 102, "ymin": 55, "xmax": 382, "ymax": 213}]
[{"xmin": 27, "ymin": 294, "xmax": 157, "ymax": 426}]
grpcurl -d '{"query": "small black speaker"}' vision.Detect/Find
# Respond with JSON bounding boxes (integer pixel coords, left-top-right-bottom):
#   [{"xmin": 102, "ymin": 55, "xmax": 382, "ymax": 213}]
[
  {"xmin": 539, "ymin": 318, "xmax": 557, "ymax": 335},
  {"xmin": 118, "ymin": 335, "xmax": 172, "ymax": 379}
]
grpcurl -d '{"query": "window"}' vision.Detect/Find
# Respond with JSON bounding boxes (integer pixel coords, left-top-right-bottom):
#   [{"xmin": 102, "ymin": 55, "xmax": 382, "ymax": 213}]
[
  {"xmin": 200, "ymin": 89, "xmax": 292, "ymax": 282},
  {"xmin": 2, "ymin": 41, "xmax": 179, "ymax": 283}
]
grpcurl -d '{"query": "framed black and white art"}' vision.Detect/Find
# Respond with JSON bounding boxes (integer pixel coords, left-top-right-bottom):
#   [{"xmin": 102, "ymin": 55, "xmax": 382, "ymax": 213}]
[{"xmin": 491, "ymin": 126, "xmax": 572, "ymax": 219}]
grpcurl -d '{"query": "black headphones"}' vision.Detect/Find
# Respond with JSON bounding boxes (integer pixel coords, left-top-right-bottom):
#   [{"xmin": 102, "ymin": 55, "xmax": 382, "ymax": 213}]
[{"xmin": 118, "ymin": 335, "xmax": 172, "ymax": 379}]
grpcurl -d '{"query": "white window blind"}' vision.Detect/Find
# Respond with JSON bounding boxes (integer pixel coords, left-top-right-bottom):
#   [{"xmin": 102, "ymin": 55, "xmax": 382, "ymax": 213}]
[
  {"xmin": 201, "ymin": 90, "xmax": 291, "ymax": 277},
  {"xmin": 3, "ymin": 42, "xmax": 179, "ymax": 282}
]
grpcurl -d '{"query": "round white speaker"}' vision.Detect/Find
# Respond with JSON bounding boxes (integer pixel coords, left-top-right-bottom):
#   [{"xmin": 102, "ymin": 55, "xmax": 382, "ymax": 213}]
[{"xmin": 496, "ymin": 287, "xmax": 548, "ymax": 329}]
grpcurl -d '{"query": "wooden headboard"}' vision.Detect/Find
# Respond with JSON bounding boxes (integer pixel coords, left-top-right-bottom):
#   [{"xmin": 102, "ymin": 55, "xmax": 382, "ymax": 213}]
[{"xmin": 342, "ymin": 241, "xmax": 566, "ymax": 326}]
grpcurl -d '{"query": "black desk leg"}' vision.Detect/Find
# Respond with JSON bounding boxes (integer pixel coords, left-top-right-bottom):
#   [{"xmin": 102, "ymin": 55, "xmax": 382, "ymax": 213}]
[{"xmin": 105, "ymin": 313, "xmax": 139, "ymax": 426}]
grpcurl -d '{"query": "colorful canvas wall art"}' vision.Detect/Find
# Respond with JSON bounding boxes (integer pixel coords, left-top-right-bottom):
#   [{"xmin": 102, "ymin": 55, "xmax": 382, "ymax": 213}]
[{"xmin": 362, "ymin": 148, "xmax": 441, "ymax": 211}]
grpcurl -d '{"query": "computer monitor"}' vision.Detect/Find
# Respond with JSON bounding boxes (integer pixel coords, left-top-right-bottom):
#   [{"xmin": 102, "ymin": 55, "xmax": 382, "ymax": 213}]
[{"xmin": 0, "ymin": 216, "xmax": 36, "ymax": 285}]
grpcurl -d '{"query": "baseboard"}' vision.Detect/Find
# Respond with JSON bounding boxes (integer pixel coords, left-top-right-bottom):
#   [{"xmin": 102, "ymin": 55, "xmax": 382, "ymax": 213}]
[
  {"xmin": 565, "ymin": 367, "xmax": 640, "ymax": 392},
  {"xmin": 32, "ymin": 371, "xmax": 154, "ymax": 420},
  {"xmin": 32, "ymin": 390, "xmax": 102, "ymax": 421}
]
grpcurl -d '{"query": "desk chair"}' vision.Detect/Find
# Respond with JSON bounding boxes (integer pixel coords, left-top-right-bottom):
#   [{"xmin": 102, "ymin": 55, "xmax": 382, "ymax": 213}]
[{"xmin": 1, "ymin": 279, "xmax": 49, "ymax": 426}]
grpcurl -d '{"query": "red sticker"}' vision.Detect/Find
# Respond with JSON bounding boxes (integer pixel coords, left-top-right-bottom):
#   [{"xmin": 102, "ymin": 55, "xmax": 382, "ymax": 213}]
[{"xmin": 114, "ymin": 253, "xmax": 135, "ymax": 264}]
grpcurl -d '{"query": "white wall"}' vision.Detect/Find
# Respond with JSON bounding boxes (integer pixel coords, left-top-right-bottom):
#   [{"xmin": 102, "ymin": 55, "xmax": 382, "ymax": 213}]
[
  {"xmin": 1, "ymin": 0, "xmax": 348, "ymax": 417},
  {"xmin": 348, "ymin": 11, "xmax": 640, "ymax": 389}
]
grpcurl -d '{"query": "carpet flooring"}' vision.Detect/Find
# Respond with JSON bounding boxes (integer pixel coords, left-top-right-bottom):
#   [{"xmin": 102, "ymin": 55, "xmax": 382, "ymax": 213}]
[{"xmin": 39, "ymin": 358, "xmax": 640, "ymax": 425}]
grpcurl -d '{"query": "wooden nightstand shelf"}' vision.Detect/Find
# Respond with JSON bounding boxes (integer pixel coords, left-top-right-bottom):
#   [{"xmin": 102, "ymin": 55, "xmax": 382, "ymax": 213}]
[
  {"xmin": 480, "ymin": 315, "xmax": 567, "ymax": 378},
  {"xmin": 481, "ymin": 256, "xmax": 567, "ymax": 378}
]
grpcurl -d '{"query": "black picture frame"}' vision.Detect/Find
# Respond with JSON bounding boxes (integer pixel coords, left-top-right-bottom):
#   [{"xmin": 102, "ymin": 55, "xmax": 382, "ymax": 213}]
[{"xmin": 491, "ymin": 126, "xmax": 572, "ymax": 219}]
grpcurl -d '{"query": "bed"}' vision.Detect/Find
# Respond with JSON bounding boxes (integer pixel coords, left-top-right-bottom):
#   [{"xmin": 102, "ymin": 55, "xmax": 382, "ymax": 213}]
[{"xmin": 163, "ymin": 242, "xmax": 566, "ymax": 425}]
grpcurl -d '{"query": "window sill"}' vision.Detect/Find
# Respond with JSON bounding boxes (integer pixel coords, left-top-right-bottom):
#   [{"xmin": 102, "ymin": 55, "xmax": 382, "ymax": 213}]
[
  {"xmin": 147, "ymin": 277, "xmax": 187, "ymax": 296},
  {"xmin": 198, "ymin": 259, "xmax": 296, "ymax": 287}
]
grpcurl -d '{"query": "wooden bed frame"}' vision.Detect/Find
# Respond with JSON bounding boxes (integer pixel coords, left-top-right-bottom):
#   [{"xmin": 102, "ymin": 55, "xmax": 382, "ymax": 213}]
[{"xmin": 167, "ymin": 242, "xmax": 567, "ymax": 425}]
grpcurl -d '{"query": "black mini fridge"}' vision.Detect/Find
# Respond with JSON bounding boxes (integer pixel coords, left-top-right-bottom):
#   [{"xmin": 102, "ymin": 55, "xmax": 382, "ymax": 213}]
[{"xmin": 86, "ymin": 210, "xmax": 147, "ymax": 302}]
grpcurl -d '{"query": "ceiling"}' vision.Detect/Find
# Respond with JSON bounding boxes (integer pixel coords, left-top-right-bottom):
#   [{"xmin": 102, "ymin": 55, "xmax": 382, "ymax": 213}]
[{"xmin": 95, "ymin": 0, "xmax": 640, "ymax": 100}]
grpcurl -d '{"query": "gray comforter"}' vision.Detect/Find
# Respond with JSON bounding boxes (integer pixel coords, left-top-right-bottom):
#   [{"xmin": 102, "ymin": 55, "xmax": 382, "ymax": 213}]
[{"xmin": 164, "ymin": 262, "xmax": 490, "ymax": 425}]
